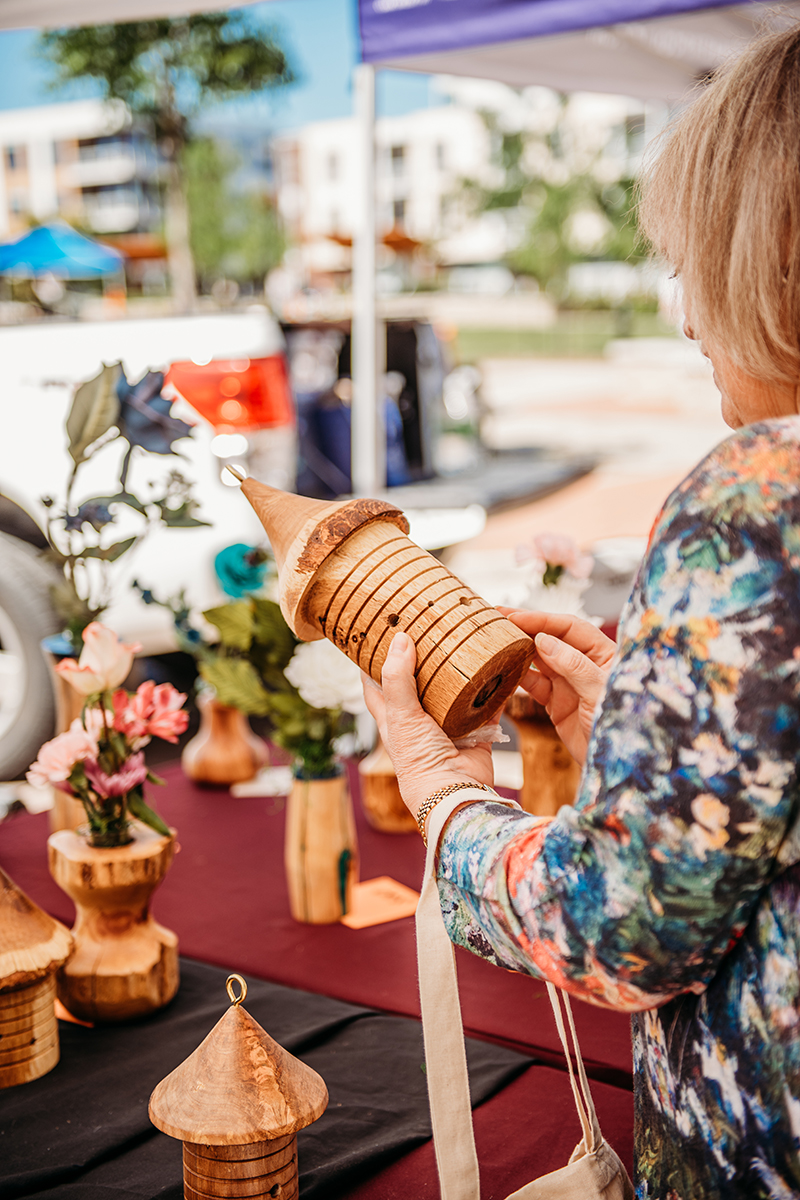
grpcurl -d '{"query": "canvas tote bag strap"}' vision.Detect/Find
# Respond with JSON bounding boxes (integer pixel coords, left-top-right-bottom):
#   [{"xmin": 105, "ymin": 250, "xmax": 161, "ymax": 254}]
[
  {"xmin": 544, "ymin": 983, "xmax": 603, "ymax": 1153},
  {"xmin": 417, "ymin": 790, "xmax": 522, "ymax": 1200}
]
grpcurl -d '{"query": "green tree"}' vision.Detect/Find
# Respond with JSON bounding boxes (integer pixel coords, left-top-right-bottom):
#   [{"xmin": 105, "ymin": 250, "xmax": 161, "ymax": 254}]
[
  {"xmin": 39, "ymin": 14, "xmax": 292, "ymax": 312},
  {"xmin": 184, "ymin": 137, "xmax": 285, "ymax": 292},
  {"xmin": 462, "ymin": 108, "xmax": 645, "ymax": 297}
]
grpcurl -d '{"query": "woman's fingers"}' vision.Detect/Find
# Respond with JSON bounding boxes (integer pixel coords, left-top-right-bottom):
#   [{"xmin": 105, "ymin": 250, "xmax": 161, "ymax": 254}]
[
  {"xmin": 504, "ymin": 609, "xmax": 616, "ymax": 667},
  {"xmin": 534, "ymin": 632, "xmax": 608, "ymax": 707},
  {"xmin": 361, "ymin": 672, "xmax": 387, "ymax": 740}
]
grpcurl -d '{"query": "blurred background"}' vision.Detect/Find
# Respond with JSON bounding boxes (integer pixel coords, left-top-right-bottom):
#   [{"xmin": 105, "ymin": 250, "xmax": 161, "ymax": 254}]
[{"xmin": 0, "ymin": 0, "xmax": 786, "ymax": 782}]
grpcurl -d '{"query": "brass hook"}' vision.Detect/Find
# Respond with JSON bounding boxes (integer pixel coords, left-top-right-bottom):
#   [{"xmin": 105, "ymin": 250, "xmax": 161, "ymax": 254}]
[{"xmin": 226, "ymin": 973, "xmax": 248, "ymax": 1006}]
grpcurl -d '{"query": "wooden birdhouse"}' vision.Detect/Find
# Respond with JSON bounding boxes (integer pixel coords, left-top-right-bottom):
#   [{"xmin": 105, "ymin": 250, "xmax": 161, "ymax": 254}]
[
  {"xmin": 0, "ymin": 868, "xmax": 73, "ymax": 1088},
  {"xmin": 149, "ymin": 974, "xmax": 328, "ymax": 1199},
  {"xmin": 229, "ymin": 470, "xmax": 535, "ymax": 739}
]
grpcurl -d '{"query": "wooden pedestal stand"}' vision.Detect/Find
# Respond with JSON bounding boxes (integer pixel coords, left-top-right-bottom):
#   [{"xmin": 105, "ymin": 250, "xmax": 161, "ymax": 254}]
[
  {"xmin": 228, "ymin": 470, "xmax": 534, "ymax": 739},
  {"xmin": 150, "ymin": 974, "xmax": 328, "ymax": 1200},
  {"xmin": 182, "ymin": 692, "xmax": 269, "ymax": 786},
  {"xmin": 505, "ymin": 691, "xmax": 581, "ymax": 817},
  {"xmin": 284, "ymin": 770, "xmax": 358, "ymax": 924},
  {"xmin": 47, "ymin": 822, "xmax": 178, "ymax": 1022},
  {"xmin": 358, "ymin": 738, "xmax": 416, "ymax": 833},
  {"xmin": 0, "ymin": 868, "xmax": 72, "ymax": 1088}
]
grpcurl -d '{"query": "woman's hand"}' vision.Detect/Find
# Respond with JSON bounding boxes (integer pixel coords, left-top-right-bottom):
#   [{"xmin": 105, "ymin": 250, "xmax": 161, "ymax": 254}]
[
  {"xmin": 502, "ymin": 609, "xmax": 616, "ymax": 766},
  {"xmin": 362, "ymin": 631, "xmax": 494, "ymax": 819}
]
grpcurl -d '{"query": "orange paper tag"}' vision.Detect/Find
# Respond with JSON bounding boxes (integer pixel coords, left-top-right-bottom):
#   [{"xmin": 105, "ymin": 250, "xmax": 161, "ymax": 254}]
[{"xmin": 341, "ymin": 876, "xmax": 420, "ymax": 929}]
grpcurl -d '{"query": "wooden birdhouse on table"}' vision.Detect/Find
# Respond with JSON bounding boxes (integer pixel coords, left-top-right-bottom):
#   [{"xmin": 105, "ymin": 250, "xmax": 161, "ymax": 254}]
[
  {"xmin": 227, "ymin": 469, "xmax": 535, "ymax": 739},
  {"xmin": 149, "ymin": 975, "xmax": 328, "ymax": 1200},
  {"xmin": 0, "ymin": 867, "xmax": 72, "ymax": 1088}
]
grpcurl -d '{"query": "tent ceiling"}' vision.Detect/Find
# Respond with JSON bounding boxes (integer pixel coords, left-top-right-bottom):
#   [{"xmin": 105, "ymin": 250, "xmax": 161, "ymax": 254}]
[
  {"xmin": 0, "ymin": 0, "xmax": 261, "ymax": 32},
  {"xmin": 362, "ymin": 1, "xmax": 800, "ymax": 100}
]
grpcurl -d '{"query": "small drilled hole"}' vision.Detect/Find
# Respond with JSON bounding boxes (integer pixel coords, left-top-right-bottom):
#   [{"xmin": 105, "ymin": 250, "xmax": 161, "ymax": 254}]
[
  {"xmin": 387, "ymin": 614, "xmax": 399, "ymax": 626},
  {"xmin": 459, "ymin": 596, "xmax": 471, "ymax": 605},
  {"xmin": 428, "ymin": 600, "xmax": 435, "ymax": 607}
]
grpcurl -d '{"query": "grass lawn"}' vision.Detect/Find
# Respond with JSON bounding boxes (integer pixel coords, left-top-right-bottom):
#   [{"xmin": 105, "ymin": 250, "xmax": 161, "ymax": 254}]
[{"xmin": 455, "ymin": 310, "xmax": 677, "ymax": 361}]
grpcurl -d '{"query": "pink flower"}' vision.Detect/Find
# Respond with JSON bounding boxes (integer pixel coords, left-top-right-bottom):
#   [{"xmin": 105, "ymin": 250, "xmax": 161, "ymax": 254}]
[
  {"xmin": 83, "ymin": 751, "xmax": 149, "ymax": 798},
  {"xmin": 516, "ymin": 532, "xmax": 594, "ymax": 580},
  {"xmin": 112, "ymin": 681, "xmax": 188, "ymax": 745},
  {"xmin": 27, "ymin": 725, "xmax": 99, "ymax": 789},
  {"xmin": 55, "ymin": 622, "xmax": 141, "ymax": 696},
  {"xmin": 147, "ymin": 683, "xmax": 189, "ymax": 743}
]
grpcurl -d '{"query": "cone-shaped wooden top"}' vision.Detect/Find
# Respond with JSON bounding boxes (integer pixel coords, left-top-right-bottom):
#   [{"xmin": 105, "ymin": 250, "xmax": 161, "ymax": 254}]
[
  {"xmin": 233, "ymin": 470, "xmax": 410, "ymax": 639},
  {"xmin": 0, "ymin": 868, "xmax": 73, "ymax": 992},
  {"xmin": 149, "ymin": 982, "xmax": 328, "ymax": 1145},
  {"xmin": 236, "ymin": 472, "xmax": 409, "ymax": 574}
]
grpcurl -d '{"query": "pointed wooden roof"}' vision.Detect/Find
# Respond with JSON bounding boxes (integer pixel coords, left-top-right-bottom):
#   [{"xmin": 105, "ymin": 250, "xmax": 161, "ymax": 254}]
[
  {"xmin": 0, "ymin": 868, "xmax": 73, "ymax": 992},
  {"xmin": 149, "ymin": 998, "xmax": 328, "ymax": 1145}
]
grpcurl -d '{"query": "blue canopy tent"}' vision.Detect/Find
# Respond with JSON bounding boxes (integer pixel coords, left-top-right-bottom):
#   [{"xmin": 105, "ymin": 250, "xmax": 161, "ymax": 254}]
[{"xmin": 0, "ymin": 221, "xmax": 123, "ymax": 279}]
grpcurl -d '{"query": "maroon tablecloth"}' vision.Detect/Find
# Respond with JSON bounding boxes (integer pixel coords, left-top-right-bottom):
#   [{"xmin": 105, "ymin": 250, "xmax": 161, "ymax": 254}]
[
  {"xmin": 0, "ymin": 761, "xmax": 635, "ymax": 1191},
  {"xmin": 0, "ymin": 760, "xmax": 633, "ymax": 1087}
]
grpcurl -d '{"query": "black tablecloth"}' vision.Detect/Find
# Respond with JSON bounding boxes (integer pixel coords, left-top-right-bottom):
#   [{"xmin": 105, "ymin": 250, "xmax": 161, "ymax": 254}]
[{"xmin": 1, "ymin": 958, "xmax": 533, "ymax": 1199}]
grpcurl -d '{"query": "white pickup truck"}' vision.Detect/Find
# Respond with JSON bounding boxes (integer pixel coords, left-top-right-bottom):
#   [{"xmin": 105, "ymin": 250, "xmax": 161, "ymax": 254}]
[{"xmin": 0, "ymin": 308, "xmax": 286, "ymax": 779}]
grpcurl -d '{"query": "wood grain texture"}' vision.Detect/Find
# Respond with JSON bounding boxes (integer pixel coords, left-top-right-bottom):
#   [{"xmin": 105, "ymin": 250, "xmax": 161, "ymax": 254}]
[
  {"xmin": 182, "ymin": 694, "xmax": 269, "ymax": 786},
  {"xmin": 183, "ymin": 1137, "xmax": 298, "ymax": 1198},
  {"xmin": 0, "ymin": 867, "xmax": 72, "ymax": 991},
  {"xmin": 284, "ymin": 773, "xmax": 358, "ymax": 924},
  {"xmin": 358, "ymin": 739, "xmax": 416, "ymax": 834},
  {"xmin": 236, "ymin": 480, "xmax": 534, "ymax": 736},
  {"xmin": 304, "ymin": 521, "xmax": 534, "ymax": 738},
  {"xmin": 148, "ymin": 1003, "xmax": 328, "ymax": 1145},
  {"xmin": 0, "ymin": 975, "xmax": 60, "ymax": 1088},
  {"xmin": 47, "ymin": 822, "xmax": 178, "ymax": 1022}
]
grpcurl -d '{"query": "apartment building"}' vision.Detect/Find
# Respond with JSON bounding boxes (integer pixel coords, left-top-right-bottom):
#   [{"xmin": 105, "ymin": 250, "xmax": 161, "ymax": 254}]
[{"xmin": 0, "ymin": 99, "xmax": 162, "ymax": 240}]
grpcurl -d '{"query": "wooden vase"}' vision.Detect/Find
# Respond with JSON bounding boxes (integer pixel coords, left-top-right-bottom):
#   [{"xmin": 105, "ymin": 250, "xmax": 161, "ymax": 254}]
[
  {"xmin": 358, "ymin": 738, "xmax": 417, "ymax": 833},
  {"xmin": 284, "ymin": 769, "xmax": 358, "ymax": 924},
  {"xmin": 505, "ymin": 690, "xmax": 581, "ymax": 817},
  {"xmin": 181, "ymin": 692, "xmax": 269, "ymax": 787},
  {"xmin": 231, "ymin": 474, "xmax": 535, "ymax": 739},
  {"xmin": 0, "ymin": 868, "xmax": 72, "ymax": 1088},
  {"xmin": 47, "ymin": 821, "xmax": 179, "ymax": 1022},
  {"xmin": 149, "ymin": 975, "xmax": 328, "ymax": 1200}
]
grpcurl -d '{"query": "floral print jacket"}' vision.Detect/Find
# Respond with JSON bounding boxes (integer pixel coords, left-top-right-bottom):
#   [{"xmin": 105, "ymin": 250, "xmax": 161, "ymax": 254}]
[{"xmin": 437, "ymin": 418, "xmax": 800, "ymax": 1200}]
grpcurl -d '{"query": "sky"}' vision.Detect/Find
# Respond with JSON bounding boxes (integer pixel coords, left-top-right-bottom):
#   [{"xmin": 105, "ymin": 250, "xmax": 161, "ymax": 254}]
[{"xmin": 0, "ymin": 0, "xmax": 439, "ymax": 131}]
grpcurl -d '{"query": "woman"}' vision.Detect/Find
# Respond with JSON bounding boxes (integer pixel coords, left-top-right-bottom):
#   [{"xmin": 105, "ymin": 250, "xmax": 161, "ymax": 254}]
[{"xmin": 364, "ymin": 26, "xmax": 800, "ymax": 1200}]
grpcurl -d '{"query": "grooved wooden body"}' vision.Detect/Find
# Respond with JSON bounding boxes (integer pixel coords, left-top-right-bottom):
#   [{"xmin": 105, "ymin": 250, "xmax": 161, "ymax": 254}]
[
  {"xmin": 236, "ymin": 479, "xmax": 535, "ymax": 739},
  {"xmin": 0, "ymin": 976, "xmax": 59, "ymax": 1088},
  {"xmin": 47, "ymin": 823, "xmax": 178, "ymax": 1022},
  {"xmin": 183, "ymin": 1137, "xmax": 298, "ymax": 1199},
  {"xmin": 149, "ymin": 997, "xmax": 327, "ymax": 1200},
  {"xmin": 305, "ymin": 522, "xmax": 534, "ymax": 737}
]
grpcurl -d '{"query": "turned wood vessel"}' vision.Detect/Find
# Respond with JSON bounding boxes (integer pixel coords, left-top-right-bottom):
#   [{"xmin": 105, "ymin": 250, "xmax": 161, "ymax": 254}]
[
  {"xmin": 0, "ymin": 868, "xmax": 72, "ymax": 1087},
  {"xmin": 504, "ymin": 690, "xmax": 581, "ymax": 817},
  {"xmin": 229, "ymin": 470, "xmax": 535, "ymax": 739},
  {"xmin": 358, "ymin": 738, "xmax": 417, "ymax": 833},
  {"xmin": 182, "ymin": 692, "xmax": 269, "ymax": 787},
  {"xmin": 284, "ymin": 770, "xmax": 358, "ymax": 924},
  {"xmin": 149, "ymin": 974, "xmax": 328, "ymax": 1200},
  {"xmin": 47, "ymin": 821, "xmax": 178, "ymax": 1022}
]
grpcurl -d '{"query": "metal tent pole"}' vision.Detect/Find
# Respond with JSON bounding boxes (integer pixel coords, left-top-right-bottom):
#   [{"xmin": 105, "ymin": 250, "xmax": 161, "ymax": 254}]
[{"xmin": 351, "ymin": 62, "xmax": 384, "ymax": 496}]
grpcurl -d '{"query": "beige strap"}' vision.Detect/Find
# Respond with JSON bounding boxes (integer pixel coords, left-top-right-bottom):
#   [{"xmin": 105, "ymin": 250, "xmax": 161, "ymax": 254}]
[{"xmin": 417, "ymin": 790, "xmax": 607, "ymax": 1197}]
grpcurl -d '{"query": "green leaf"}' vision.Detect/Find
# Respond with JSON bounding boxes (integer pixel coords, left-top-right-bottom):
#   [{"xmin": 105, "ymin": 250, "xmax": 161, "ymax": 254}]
[
  {"xmin": 80, "ymin": 536, "xmax": 136, "ymax": 563},
  {"xmin": 157, "ymin": 501, "xmax": 212, "ymax": 527},
  {"xmin": 66, "ymin": 363, "xmax": 122, "ymax": 465},
  {"xmin": 127, "ymin": 790, "xmax": 171, "ymax": 837},
  {"xmin": 199, "ymin": 657, "xmax": 270, "ymax": 715},
  {"xmin": 252, "ymin": 598, "xmax": 296, "ymax": 666},
  {"xmin": 202, "ymin": 602, "xmax": 254, "ymax": 651}
]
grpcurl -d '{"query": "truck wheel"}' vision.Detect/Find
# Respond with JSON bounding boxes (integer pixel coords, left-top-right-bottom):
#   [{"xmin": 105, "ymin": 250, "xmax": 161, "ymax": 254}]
[{"xmin": 0, "ymin": 533, "xmax": 60, "ymax": 779}]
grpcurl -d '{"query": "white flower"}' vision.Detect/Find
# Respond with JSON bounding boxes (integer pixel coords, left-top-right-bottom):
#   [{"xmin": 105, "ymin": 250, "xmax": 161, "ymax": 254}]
[{"xmin": 284, "ymin": 639, "xmax": 366, "ymax": 715}]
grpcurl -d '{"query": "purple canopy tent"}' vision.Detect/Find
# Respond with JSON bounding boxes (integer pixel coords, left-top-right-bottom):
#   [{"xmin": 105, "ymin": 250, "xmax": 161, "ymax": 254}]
[{"xmin": 348, "ymin": 0, "xmax": 800, "ymax": 493}]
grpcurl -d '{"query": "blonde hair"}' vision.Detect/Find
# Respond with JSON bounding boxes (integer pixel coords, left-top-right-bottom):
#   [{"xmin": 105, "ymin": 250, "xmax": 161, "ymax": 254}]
[{"xmin": 639, "ymin": 24, "xmax": 800, "ymax": 383}]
